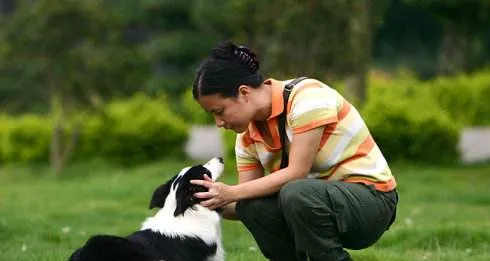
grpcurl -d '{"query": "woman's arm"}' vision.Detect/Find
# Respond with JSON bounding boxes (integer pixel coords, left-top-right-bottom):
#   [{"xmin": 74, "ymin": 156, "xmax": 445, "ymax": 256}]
[
  {"xmin": 232, "ymin": 126, "xmax": 324, "ymax": 200},
  {"xmin": 220, "ymin": 166, "xmax": 264, "ymax": 220},
  {"xmin": 238, "ymin": 165, "xmax": 265, "ymax": 184},
  {"xmin": 192, "ymin": 126, "xmax": 324, "ymax": 210}
]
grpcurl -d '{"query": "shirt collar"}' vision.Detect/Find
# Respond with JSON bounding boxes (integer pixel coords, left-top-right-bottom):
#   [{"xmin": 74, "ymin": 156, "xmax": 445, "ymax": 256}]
[
  {"xmin": 246, "ymin": 78, "xmax": 285, "ymax": 143},
  {"xmin": 267, "ymin": 78, "xmax": 285, "ymax": 119}
]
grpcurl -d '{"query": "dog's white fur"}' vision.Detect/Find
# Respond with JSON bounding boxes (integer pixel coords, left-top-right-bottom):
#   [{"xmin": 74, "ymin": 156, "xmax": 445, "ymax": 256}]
[{"xmin": 141, "ymin": 159, "xmax": 225, "ymax": 261}]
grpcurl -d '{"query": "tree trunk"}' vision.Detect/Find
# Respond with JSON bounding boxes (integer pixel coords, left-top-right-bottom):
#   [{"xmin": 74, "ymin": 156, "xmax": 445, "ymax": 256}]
[
  {"xmin": 50, "ymin": 93, "xmax": 64, "ymax": 175},
  {"xmin": 60, "ymin": 123, "xmax": 80, "ymax": 170},
  {"xmin": 344, "ymin": 69, "xmax": 367, "ymax": 106},
  {"xmin": 344, "ymin": 0, "xmax": 370, "ymax": 106},
  {"xmin": 437, "ymin": 27, "xmax": 468, "ymax": 75},
  {"xmin": 50, "ymin": 93, "xmax": 79, "ymax": 175}
]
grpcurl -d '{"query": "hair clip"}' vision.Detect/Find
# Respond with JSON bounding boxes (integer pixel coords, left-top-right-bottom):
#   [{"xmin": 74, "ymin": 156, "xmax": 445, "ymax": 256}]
[{"xmin": 234, "ymin": 46, "xmax": 259, "ymax": 72}]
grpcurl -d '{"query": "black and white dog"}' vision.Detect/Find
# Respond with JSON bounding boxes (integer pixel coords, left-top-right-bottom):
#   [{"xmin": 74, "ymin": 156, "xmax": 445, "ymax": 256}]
[{"xmin": 68, "ymin": 157, "xmax": 225, "ymax": 261}]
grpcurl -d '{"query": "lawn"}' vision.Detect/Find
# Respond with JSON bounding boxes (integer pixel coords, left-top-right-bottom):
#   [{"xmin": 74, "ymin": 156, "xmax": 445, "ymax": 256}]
[{"xmin": 0, "ymin": 159, "xmax": 489, "ymax": 261}]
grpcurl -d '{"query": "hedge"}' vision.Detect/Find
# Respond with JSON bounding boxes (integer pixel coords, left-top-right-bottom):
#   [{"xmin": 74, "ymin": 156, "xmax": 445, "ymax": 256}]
[
  {"xmin": 0, "ymin": 93, "xmax": 188, "ymax": 165},
  {"xmin": 423, "ymin": 69, "xmax": 490, "ymax": 126},
  {"xmin": 0, "ymin": 114, "xmax": 52, "ymax": 162},
  {"xmin": 179, "ymin": 88, "xmax": 214, "ymax": 125},
  {"xmin": 2, "ymin": 70, "xmax": 487, "ymax": 166},
  {"xmin": 362, "ymin": 72, "xmax": 460, "ymax": 163}
]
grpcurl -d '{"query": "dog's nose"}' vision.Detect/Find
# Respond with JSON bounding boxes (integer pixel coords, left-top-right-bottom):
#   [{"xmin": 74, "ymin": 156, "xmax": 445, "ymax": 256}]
[{"xmin": 217, "ymin": 157, "xmax": 224, "ymax": 164}]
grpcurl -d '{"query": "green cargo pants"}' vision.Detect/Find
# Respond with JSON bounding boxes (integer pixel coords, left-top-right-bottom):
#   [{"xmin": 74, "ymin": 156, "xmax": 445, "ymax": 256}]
[{"xmin": 235, "ymin": 179, "xmax": 398, "ymax": 261}]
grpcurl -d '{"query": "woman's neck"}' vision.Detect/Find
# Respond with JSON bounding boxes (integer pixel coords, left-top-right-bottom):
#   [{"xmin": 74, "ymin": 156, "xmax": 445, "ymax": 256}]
[{"xmin": 252, "ymin": 84, "xmax": 273, "ymax": 122}]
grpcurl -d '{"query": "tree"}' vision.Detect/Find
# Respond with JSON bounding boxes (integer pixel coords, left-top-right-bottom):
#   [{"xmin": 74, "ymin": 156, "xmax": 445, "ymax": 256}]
[
  {"xmin": 124, "ymin": 0, "xmax": 221, "ymax": 96},
  {"xmin": 193, "ymin": 0, "xmax": 389, "ymax": 105},
  {"xmin": 0, "ymin": 0, "xmax": 149, "ymax": 173}
]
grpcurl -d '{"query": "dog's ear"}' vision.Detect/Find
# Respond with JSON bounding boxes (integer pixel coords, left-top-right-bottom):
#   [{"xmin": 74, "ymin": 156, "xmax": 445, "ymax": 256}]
[
  {"xmin": 149, "ymin": 175, "xmax": 177, "ymax": 209},
  {"xmin": 174, "ymin": 196, "xmax": 191, "ymax": 217},
  {"xmin": 174, "ymin": 182, "xmax": 208, "ymax": 217},
  {"xmin": 69, "ymin": 235, "xmax": 152, "ymax": 261}
]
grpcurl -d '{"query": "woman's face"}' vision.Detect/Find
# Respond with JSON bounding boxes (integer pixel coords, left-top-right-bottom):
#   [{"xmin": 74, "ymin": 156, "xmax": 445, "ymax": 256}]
[{"xmin": 197, "ymin": 89, "xmax": 255, "ymax": 133}]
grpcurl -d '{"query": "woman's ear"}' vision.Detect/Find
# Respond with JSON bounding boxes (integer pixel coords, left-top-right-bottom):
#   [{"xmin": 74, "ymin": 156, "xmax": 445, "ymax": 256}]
[{"xmin": 238, "ymin": 85, "xmax": 251, "ymax": 101}]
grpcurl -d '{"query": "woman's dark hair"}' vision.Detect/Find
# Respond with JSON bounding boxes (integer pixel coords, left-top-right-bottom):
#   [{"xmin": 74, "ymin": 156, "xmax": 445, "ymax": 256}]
[{"xmin": 192, "ymin": 41, "xmax": 264, "ymax": 99}]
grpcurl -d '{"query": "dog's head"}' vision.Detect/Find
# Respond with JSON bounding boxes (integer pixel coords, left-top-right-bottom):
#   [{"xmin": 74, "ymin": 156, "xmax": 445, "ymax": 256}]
[{"xmin": 149, "ymin": 157, "xmax": 224, "ymax": 217}]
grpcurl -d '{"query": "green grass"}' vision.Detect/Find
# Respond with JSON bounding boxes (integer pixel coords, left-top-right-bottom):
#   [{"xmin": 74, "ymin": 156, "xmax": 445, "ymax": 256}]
[{"xmin": 1, "ymin": 160, "xmax": 489, "ymax": 261}]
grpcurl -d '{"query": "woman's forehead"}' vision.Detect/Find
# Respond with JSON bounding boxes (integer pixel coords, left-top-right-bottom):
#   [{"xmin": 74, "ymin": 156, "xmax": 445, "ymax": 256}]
[{"xmin": 198, "ymin": 94, "xmax": 234, "ymax": 109}]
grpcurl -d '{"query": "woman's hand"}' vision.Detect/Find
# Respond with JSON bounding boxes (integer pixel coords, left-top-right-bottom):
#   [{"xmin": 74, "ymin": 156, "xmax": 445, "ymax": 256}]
[{"xmin": 191, "ymin": 175, "xmax": 237, "ymax": 210}]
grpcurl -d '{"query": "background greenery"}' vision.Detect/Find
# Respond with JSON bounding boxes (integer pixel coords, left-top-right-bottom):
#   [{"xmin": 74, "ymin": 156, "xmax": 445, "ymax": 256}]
[{"xmin": 0, "ymin": 0, "xmax": 489, "ymax": 172}]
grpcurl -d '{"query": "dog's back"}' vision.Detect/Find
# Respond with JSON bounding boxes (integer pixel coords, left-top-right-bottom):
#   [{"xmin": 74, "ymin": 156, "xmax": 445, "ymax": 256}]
[
  {"xmin": 69, "ymin": 230, "xmax": 218, "ymax": 261},
  {"xmin": 68, "ymin": 235, "xmax": 153, "ymax": 261}
]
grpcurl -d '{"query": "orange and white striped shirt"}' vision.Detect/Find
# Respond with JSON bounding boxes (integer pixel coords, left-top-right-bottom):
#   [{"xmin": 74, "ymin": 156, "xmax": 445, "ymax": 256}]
[{"xmin": 235, "ymin": 78, "xmax": 396, "ymax": 192}]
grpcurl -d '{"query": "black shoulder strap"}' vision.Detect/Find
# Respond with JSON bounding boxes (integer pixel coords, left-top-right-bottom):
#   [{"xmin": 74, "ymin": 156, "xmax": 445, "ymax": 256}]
[{"xmin": 279, "ymin": 77, "xmax": 308, "ymax": 169}]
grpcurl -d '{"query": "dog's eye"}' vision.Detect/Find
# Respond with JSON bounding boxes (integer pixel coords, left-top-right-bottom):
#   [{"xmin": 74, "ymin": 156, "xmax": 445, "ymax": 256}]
[{"xmin": 189, "ymin": 185, "xmax": 207, "ymax": 193}]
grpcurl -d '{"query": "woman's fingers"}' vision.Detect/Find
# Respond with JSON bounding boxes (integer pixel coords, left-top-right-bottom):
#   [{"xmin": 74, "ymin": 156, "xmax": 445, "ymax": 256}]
[
  {"xmin": 193, "ymin": 191, "xmax": 215, "ymax": 199},
  {"xmin": 190, "ymin": 177, "xmax": 227, "ymax": 210},
  {"xmin": 203, "ymin": 174, "xmax": 213, "ymax": 181},
  {"xmin": 190, "ymin": 179, "xmax": 213, "ymax": 188},
  {"xmin": 200, "ymin": 198, "xmax": 216, "ymax": 208}
]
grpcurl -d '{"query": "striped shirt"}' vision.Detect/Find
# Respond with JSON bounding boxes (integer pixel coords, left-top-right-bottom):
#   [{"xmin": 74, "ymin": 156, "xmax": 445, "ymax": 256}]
[{"xmin": 235, "ymin": 78, "xmax": 396, "ymax": 192}]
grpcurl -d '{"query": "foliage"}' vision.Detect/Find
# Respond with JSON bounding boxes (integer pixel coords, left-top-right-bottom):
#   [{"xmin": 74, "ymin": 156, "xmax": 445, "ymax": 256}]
[
  {"xmin": 193, "ymin": 0, "xmax": 389, "ymax": 78},
  {"xmin": 404, "ymin": 0, "xmax": 490, "ymax": 32},
  {"xmin": 362, "ymin": 71, "xmax": 460, "ymax": 163},
  {"xmin": 0, "ymin": 0, "xmax": 153, "ymax": 172},
  {"xmin": 403, "ymin": 0, "xmax": 490, "ymax": 74},
  {"xmin": 137, "ymin": 0, "xmax": 220, "ymax": 96},
  {"xmin": 85, "ymin": 93, "xmax": 189, "ymax": 164},
  {"xmin": 0, "ymin": 94, "xmax": 189, "ymax": 165},
  {"xmin": 422, "ymin": 69, "xmax": 490, "ymax": 126},
  {"xmin": 193, "ymin": 0, "xmax": 391, "ymax": 104},
  {"xmin": 1, "ymin": 0, "xmax": 489, "ymax": 113},
  {"xmin": 221, "ymin": 129, "xmax": 237, "ymax": 173},
  {"xmin": 179, "ymin": 88, "xmax": 214, "ymax": 125},
  {"xmin": 0, "ymin": 0, "xmax": 150, "ymax": 113},
  {"xmin": 0, "ymin": 114, "xmax": 52, "ymax": 162}
]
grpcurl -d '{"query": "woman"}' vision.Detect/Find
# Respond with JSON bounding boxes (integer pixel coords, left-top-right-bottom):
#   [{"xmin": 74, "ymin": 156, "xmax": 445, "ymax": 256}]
[{"xmin": 190, "ymin": 41, "xmax": 398, "ymax": 261}]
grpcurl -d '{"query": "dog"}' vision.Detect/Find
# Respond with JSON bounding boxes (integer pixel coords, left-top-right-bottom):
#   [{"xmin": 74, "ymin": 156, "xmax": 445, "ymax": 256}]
[{"xmin": 68, "ymin": 157, "xmax": 225, "ymax": 261}]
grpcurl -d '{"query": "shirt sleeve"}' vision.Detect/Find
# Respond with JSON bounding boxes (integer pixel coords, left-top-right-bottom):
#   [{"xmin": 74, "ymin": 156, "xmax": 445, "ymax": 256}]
[
  {"xmin": 235, "ymin": 133, "xmax": 261, "ymax": 172},
  {"xmin": 288, "ymin": 83, "xmax": 340, "ymax": 134}
]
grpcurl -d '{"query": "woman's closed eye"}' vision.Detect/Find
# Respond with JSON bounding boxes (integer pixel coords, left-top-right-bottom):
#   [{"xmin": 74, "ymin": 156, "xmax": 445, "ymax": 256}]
[{"xmin": 213, "ymin": 110, "xmax": 224, "ymax": 116}]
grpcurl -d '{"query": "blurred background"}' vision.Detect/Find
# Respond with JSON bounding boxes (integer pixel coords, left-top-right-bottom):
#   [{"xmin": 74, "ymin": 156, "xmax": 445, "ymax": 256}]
[
  {"xmin": 0, "ymin": 1, "xmax": 489, "ymax": 260},
  {"xmin": 0, "ymin": 0, "xmax": 489, "ymax": 172}
]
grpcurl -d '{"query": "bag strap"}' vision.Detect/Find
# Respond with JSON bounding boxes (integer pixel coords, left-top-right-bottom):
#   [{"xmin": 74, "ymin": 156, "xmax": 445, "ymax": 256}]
[{"xmin": 279, "ymin": 77, "xmax": 308, "ymax": 169}]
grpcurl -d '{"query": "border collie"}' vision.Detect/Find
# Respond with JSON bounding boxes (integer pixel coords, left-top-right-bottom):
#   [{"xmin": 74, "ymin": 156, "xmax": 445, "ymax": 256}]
[{"xmin": 68, "ymin": 157, "xmax": 225, "ymax": 261}]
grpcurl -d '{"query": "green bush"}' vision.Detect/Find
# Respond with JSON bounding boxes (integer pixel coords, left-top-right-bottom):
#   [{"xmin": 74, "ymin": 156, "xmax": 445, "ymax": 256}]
[
  {"xmin": 220, "ymin": 129, "xmax": 237, "ymax": 173},
  {"xmin": 0, "ymin": 114, "xmax": 52, "ymax": 162},
  {"xmin": 362, "ymin": 73, "xmax": 460, "ymax": 163},
  {"xmin": 0, "ymin": 94, "xmax": 189, "ymax": 165},
  {"xmin": 424, "ymin": 69, "xmax": 490, "ymax": 126},
  {"xmin": 79, "ymin": 93, "xmax": 189, "ymax": 164},
  {"xmin": 179, "ymin": 88, "xmax": 214, "ymax": 125}
]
